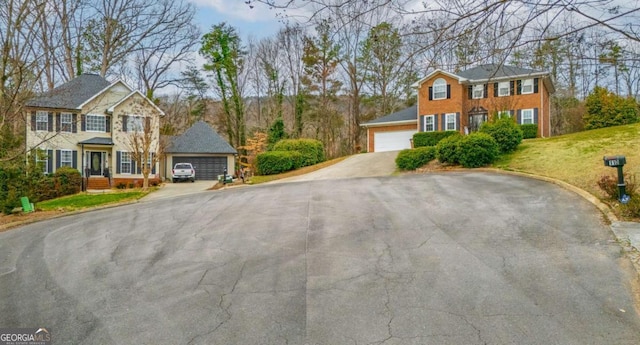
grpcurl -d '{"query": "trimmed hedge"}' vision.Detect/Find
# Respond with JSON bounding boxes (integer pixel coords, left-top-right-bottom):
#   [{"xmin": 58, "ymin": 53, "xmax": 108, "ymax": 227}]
[
  {"xmin": 256, "ymin": 151, "xmax": 304, "ymax": 175},
  {"xmin": 272, "ymin": 139, "xmax": 325, "ymax": 167},
  {"xmin": 520, "ymin": 124, "xmax": 538, "ymax": 139},
  {"xmin": 396, "ymin": 147, "xmax": 436, "ymax": 170},
  {"xmin": 457, "ymin": 133, "xmax": 500, "ymax": 168},
  {"xmin": 435, "ymin": 133, "xmax": 463, "ymax": 164},
  {"xmin": 413, "ymin": 131, "xmax": 459, "ymax": 148},
  {"xmin": 479, "ymin": 117, "xmax": 523, "ymax": 153}
]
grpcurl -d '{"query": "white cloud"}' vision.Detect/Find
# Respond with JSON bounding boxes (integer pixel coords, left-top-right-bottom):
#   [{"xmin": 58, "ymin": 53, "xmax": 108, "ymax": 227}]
[{"xmin": 189, "ymin": 0, "xmax": 280, "ymax": 22}]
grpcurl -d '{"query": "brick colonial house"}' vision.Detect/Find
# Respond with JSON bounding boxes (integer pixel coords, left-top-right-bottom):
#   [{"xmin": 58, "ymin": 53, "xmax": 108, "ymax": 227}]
[
  {"xmin": 362, "ymin": 64, "xmax": 555, "ymax": 152},
  {"xmin": 25, "ymin": 74, "xmax": 164, "ymax": 189}
]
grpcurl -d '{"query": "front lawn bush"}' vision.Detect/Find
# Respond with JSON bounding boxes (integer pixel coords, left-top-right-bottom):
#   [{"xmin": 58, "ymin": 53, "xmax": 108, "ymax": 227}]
[
  {"xmin": 520, "ymin": 124, "xmax": 538, "ymax": 139},
  {"xmin": 54, "ymin": 166, "xmax": 82, "ymax": 196},
  {"xmin": 272, "ymin": 139, "xmax": 325, "ymax": 167},
  {"xmin": 396, "ymin": 147, "xmax": 436, "ymax": 170},
  {"xmin": 256, "ymin": 151, "xmax": 304, "ymax": 175},
  {"xmin": 479, "ymin": 117, "xmax": 523, "ymax": 153},
  {"xmin": 435, "ymin": 133, "xmax": 463, "ymax": 164},
  {"xmin": 457, "ymin": 132, "xmax": 500, "ymax": 168},
  {"xmin": 413, "ymin": 131, "xmax": 459, "ymax": 148}
]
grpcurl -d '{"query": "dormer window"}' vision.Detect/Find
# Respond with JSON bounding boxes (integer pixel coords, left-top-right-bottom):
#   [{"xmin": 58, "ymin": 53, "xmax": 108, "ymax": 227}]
[{"xmin": 432, "ymin": 78, "xmax": 447, "ymax": 100}]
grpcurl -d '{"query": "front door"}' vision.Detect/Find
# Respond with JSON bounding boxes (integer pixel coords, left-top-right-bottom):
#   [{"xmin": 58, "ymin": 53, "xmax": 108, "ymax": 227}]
[
  {"xmin": 89, "ymin": 152, "xmax": 104, "ymax": 176},
  {"xmin": 468, "ymin": 113, "xmax": 488, "ymax": 132}
]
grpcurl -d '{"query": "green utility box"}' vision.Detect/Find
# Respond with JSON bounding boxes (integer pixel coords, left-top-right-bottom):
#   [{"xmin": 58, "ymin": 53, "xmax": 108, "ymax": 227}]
[{"xmin": 20, "ymin": 197, "xmax": 34, "ymax": 213}]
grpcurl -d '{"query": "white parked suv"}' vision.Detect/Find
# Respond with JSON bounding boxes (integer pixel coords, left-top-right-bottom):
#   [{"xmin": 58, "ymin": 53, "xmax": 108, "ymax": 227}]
[{"xmin": 172, "ymin": 163, "xmax": 195, "ymax": 183}]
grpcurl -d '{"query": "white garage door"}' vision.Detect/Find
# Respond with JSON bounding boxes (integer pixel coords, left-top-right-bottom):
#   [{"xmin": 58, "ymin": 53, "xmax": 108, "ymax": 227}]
[{"xmin": 374, "ymin": 130, "xmax": 416, "ymax": 152}]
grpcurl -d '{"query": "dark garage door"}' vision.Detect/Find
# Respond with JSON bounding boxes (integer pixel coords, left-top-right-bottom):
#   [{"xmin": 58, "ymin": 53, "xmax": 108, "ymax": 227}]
[{"xmin": 172, "ymin": 156, "xmax": 227, "ymax": 180}]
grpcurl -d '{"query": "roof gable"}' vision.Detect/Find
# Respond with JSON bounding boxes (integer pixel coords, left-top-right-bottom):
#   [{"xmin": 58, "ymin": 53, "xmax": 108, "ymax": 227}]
[
  {"xmin": 411, "ymin": 69, "xmax": 463, "ymax": 88},
  {"xmin": 166, "ymin": 121, "xmax": 237, "ymax": 154},
  {"xmin": 107, "ymin": 90, "xmax": 165, "ymax": 116},
  {"xmin": 25, "ymin": 74, "xmax": 112, "ymax": 109}
]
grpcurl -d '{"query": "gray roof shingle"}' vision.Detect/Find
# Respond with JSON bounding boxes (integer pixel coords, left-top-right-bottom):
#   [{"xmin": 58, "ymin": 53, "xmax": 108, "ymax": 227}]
[
  {"xmin": 362, "ymin": 105, "xmax": 417, "ymax": 125},
  {"xmin": 78, "ymin": 137, "xmax": 114, "ymax": 145},
  {"xmin": 457, "ymin": 64, "xmax": 546, "ymax": 81},
  {"xmin": 166, "ymin": 121, "xmax": 237, "ymax": 154},
  {"xmin": 26, "ymin": 74, "xmax": 112, "ymax": 109}
]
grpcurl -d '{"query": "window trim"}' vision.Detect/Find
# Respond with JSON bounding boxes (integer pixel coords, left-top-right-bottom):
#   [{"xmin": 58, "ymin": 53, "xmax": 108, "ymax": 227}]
[
  {"xmin": 432, "ymin": 78, "xmax": 447, "ymax": 100},
  {"xmin": 35, "ymin": 148, "xmax": 49, "ymax": 173},
  {"xmin": 127, "ymin": 115, "xmax": 144, "ymax": 133},
  {"xmin": 424, "ymin": 115, "xmax": 435, "ymax": 132},
  {"xmin": 60, "ymin": 113, "xmax": 73, "ymax": 133},
  {"xmin": 497, "ymin": 110, "xmax": 511, "ymax": 119},
  {"xmin": 521, "ymin": 79, "xmax": 533, "ymax": 94},
  {"xmin": 36, "ymin": 111, "xmax": 48, "ymax": 131},
  {"xmin": 85, "ymin": 114, "xmax": 106, "ymax": 132},
  {"xmin": 60, "ymin": 149, "xmax": 73, "ymax": 167},
  {"xmin": 498, "ymin": 81, "xmax": 510, "ymax": 97},
  {"xmin": 521, "ymin": 109, "xmax": 534, "ymax": 124},
  {"xmin": 472, "ymin": 84, "xmax": 484, "ymax": 99},
  {"xmin": 445, "ymin": 113, "xmax": 456, "ymax": 131},
  {"xmin": 120, "ymin": 151, "xmax": 132, "ymax": 174}
]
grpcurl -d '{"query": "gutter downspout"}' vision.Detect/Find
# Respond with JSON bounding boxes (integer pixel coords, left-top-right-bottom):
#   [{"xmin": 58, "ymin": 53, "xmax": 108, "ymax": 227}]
[{"xmin": 81, "ymin": 144, "xmax": 85, "ymax": 191}]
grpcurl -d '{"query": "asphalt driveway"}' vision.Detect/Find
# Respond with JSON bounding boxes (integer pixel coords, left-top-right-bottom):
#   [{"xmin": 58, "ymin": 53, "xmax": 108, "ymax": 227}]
[{"xmin": 1, "ymin": 172, "xmax": 639, "ymax": 344}]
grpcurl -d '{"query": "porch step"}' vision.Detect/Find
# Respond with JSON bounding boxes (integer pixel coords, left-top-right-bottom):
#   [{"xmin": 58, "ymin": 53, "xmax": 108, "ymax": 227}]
[{"xmin": 87, "ymin": 177, "xmax": 111, "ymax": 190}]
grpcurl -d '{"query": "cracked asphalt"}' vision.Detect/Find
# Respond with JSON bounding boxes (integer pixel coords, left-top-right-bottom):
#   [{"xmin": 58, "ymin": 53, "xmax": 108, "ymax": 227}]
[{"xmin": 1, "ymin": 172, "xmax": 639, "ymax": 344}]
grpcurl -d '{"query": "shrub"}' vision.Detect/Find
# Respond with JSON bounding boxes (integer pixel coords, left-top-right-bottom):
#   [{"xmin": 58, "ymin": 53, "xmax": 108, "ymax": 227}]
[
  {"xmin": 621, "ymin": 195, "xmax": 640, "ymax": 218},
  {"xmin": 54, "ymin": 166, "xmax": 82, "ymax": 197},
  {"xmin": 413, "ymin": 131, "xmax": 459, "ymax": 148},
  {"xmin": 396, "ymin": 147, "xmax": 436, "ymax": 170},
  {"xmin": 457, "ymin": 133, "xmax": 500, "ymax": 168},
  {"xmin": 479, "ymin": 117, "xmax": 523, "ymax": 153},
  {"xmin": 116, "ymin": 182, "xmax": 127, "ymax": 189},
  {"xmin": 435, "ymin": 133, "xmax": 463, "ymax": 164},
  {"xmin": 256, "ymin": 151, "xmax": 304, "ymax": 175},
  {"xmin": 520, "ymin": 124, "xmax": 538, "ymax": 139},
  {"xmin": 597, "ymin": 173, "xmax": 637, "ymax": 200},
  {"xmin": 272, "ymin": 139, "xmax": 325, "ymax": 167}
]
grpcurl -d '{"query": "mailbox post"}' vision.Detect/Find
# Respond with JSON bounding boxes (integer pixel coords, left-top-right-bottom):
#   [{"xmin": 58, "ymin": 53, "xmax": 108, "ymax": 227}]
[{"xmin": 603, "ymin": 155, "xmax": 630, "ymax": 204}]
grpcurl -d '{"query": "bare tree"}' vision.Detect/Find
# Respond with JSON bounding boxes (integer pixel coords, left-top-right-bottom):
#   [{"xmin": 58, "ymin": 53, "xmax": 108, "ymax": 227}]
[{"xmin": 124, "ymin": 110, "xmax": 164, "ymax": 190}]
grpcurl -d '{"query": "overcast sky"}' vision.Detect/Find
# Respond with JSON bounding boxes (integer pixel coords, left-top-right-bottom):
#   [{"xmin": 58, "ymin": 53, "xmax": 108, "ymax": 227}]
[{"xmin": 189, "ymin": 0, "xmax": 287, "ymax": 38}]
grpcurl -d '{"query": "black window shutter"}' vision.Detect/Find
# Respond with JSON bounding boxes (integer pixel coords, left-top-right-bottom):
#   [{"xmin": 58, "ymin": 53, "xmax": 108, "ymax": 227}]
[
  {"xmin": 48, "ymin": 112, "xmax": 54, "ymax": 132},
  {"xmin": 428, "ymin": 87, "xmax": 433, "ymax": 101},
  {"xmin": 55, "ymin": 113, "xmax": 61, "ymax": 132},
  {"xmin": 534, "ymin": 78, "xmax": 539, "ymax": 93},
  {"xmin": 510, "ymin": 110, "xmax": 514, "ymax": 117},
  {"xmin": 446, "ymin": 84, "xmax": 451, "ymax": 99},
  {"xmin": 517, "ymin": 109, "xmax": 522, "ymax": 124},
  {"xmin": 467, "ymin": 85, "xmax": 472, "ymax": 99},
  {"xmin": 419, "ymin": 115, "xmax": 425, "ymax": 132},
  {"xmin": 31, "ymin": 111, "xmax": 36, "ymax": 131},
  {"xmin": 72, "ymin": 150, "xmax": 78, "ymax": 169},
  {"xmin": 81, "ymin": 114, "xmax": 86, "ymax": 131},
  {"xmin": 55, "ymin": 150, "xmax": 61, "ymax": 169},
  {"xmin": 483, "ymin": 84, "xmax": 488, "ymax": 98},
  {"xmin": 455, "ymin": 112, "xmax": 461, "ymax": 131},
  {"xmin": 122, "ymin": 115, "xmax": 128, "ymax": 132},
  {"xmin": 72, "ymin": 114, "xmax": 77, "ymax": 133},
  {"xmin": 135, "ymin": 159, "xmax": 140, "ymax": 174},
  {"xmin": 151, "ymin": 153, "xmax": 156, "ymax": 174},
  {"xmin": 106, "ymin": 116, "xmax": 111, "ymax": 133},
  {"xmin": 145, "ymin": 117, "xmax": 151, "ymax": 131},
  {"xmin": 534, "ymin": 108, "xmax": 539, "ymax": 124},
  {"xmin": 47, "ymin": 150, "xmax": 53, "ymax": 174},
  {"xmin": 516, "ymin": 80, "xmax": 522, "ymax": 95},
  {"xmin": 433, "ymin": 115, "xmax": 438, "ymax": 131},
  {"xmin": 116, "ymin": 151, "xmax": 121, "ymax": 174},
  {"xmin": 509, "ymin": 81, "xmax": 515, "ymax": 96},
  {"xmin": 493, "ymin": 83, "xmax": 498, "ymax": 97},
  {"xmin": 440, "ymin": 114, "xmax": 446, "ymax": 131}
]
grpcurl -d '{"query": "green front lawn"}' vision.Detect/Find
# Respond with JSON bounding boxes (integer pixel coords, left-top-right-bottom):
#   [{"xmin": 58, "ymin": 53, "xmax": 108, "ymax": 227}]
[{"xmin": 37, "ymin": 191, "xmax": 148, "ymax": 212}]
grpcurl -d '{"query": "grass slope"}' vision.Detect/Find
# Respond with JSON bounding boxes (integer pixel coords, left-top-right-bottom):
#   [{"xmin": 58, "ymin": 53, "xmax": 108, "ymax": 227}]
[
  {"xmin": 37, "ymin": 191, "xmax": 148, "ymax": 211},
  {"xmin": 496, "ymin": 123, "xmax": 640, "ymax": 198}
]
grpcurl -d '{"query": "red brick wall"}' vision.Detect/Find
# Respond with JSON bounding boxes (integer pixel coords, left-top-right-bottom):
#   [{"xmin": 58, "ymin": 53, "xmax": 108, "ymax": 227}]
[{"xmin": 366, "ymin": 123, "xmax": 417, "ymax": 152}]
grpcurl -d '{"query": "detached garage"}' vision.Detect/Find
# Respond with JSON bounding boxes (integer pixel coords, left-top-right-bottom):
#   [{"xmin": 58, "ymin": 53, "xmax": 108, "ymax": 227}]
[
  {"xmin": 163, "ymin": 121, "xmax": 237, "ymax": 181},
  {"xmin": 361, "ymin": 106, "xmax": 418, "ymax": 152}
]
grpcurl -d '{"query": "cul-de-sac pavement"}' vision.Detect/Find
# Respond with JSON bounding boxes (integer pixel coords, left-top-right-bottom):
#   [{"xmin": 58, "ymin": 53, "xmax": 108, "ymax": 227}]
[{"xmin": 1, "ymin": 152, "xmax": 639, "ymax": 344}]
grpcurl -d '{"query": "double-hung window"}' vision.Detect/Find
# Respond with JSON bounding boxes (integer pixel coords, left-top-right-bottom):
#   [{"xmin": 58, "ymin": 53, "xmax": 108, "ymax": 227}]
[
  {"xmin": 521, "ymin": 79, "xmax": 533, "ymax": 94},
  {"xmin": 36, "ymin": 111, "xmax": 48, "ymax": 131},
  {"xmin": 472, "ymin": 84, "xmax": 484, "ymax": 99},
  {"xmin": 60, "ymin": 149, "xmax": 73, "ymax": 167},
  {"xmin": 445, "ymin": 113, "xmax": 456, "ymax": 131},
  {"xmin": 120, "ymin": 152, "xmax": 132, "ymax": 174},
  {"xmin": 424, "ymin": 115, "xmax": 435, "ymax": 132},
  {"xmin": 498, "ymin": 81, "xmax": 510, "ymax": 96},
  {"xmin": 432, "ymin": 78, "xmax": 447, "ymax": 100},
  {"xmin": 127, "ymin": 116, "xmax": 144, "ymax": 132},
  {"xmin": 86, "ymin": 114, "xmax": 106, "ymax": 132},
  {"xmin": 35, "ymin": 149, "xmax": 48, "ymax": 173},
  {"xmin": 521, "ymin": 109, "xmax": 534, "ymax": 124},
  {"xmin": 497, "ymin": 110, "xmax": 511, "ymax": 119},
  {"xmin": 60, "ymin": 113, "xmax": 73, "ymax": 132}
]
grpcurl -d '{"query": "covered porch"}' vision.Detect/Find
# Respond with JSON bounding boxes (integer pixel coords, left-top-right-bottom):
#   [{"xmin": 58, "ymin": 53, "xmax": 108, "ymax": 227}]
[{"xmin": 79, "ymin": 137, "xmax": 114, "ymax": 190}]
